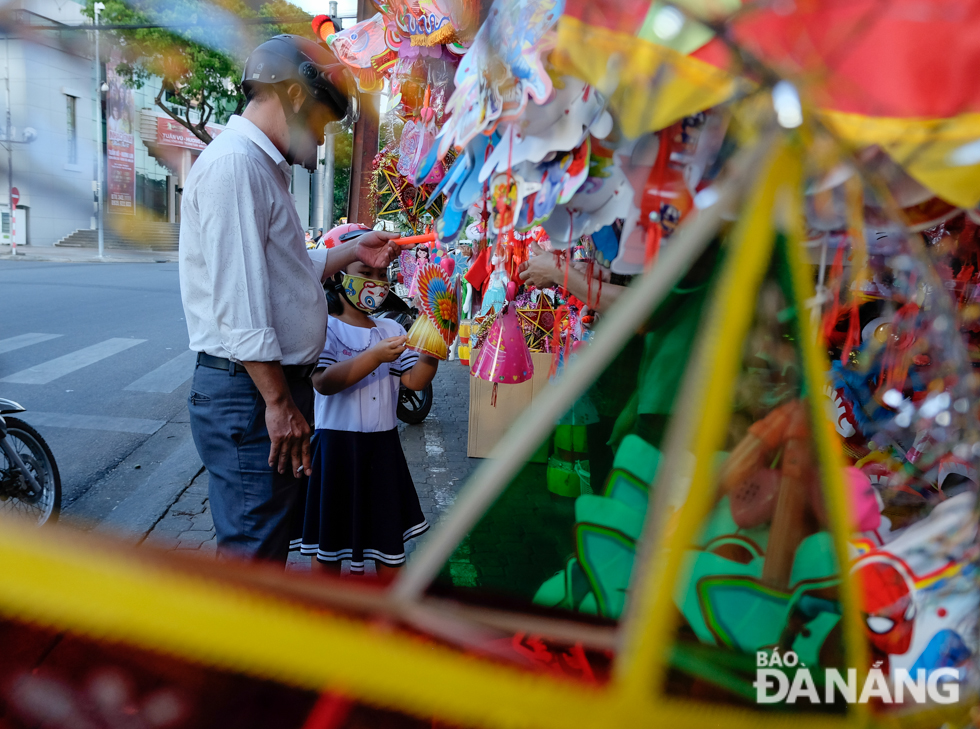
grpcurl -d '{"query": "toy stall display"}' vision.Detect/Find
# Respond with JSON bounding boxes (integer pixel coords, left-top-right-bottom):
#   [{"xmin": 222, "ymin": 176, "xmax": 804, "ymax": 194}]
[
  {"xmin": 318, "ymin": 0, "xmax": 476, "ymax": 233},
  {"xmin": 426, "ymin": 134, "xmax": 980, "ymax": 724},
  {"xmin": 418, "ymin": 0, "xmax": 980, "ymax": 722}
]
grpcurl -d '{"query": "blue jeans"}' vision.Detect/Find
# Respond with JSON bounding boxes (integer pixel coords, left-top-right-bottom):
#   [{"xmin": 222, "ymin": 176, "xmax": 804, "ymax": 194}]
[{"xmin": 187, "ymin": 363, "xmax": 313, "ymax": 564}]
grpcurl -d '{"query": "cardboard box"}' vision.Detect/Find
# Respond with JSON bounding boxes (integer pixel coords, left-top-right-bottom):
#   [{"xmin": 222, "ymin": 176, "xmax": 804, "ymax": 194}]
[{"xmin": 467, "ymin": 351, "xmax": 554, "ymax": 458}]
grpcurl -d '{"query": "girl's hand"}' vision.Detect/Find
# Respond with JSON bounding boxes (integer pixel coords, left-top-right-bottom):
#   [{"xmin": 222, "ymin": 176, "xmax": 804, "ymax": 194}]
[{"xmin": 370, "ymin": 335, "xmax": 408, "ymax": 363}]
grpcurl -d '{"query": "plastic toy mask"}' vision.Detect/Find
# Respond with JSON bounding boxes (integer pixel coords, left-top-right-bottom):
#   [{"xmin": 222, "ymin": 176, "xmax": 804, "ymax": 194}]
[{"xmin": 856, "ymin": 560, "xmax": 916, "ymax": 661}]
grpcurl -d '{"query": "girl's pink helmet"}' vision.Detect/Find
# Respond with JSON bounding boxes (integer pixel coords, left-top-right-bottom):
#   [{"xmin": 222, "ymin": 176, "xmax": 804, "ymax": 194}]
[{"xmin": 321, "ymin": 223, "xmax": 371, "ymax": 248}]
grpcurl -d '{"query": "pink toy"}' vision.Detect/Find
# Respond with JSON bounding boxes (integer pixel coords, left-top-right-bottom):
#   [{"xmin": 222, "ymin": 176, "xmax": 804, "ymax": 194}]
[
  {"xmin": 728, "ymin": 466, "xmax": 880, "ymax": 532},
  {"xmin": 472, "ymin": 282, "xmax": 534, "ymax": 387},
  {"xmin": 845, "ymin": 466, "xmax": 881, "ymax": 532}
]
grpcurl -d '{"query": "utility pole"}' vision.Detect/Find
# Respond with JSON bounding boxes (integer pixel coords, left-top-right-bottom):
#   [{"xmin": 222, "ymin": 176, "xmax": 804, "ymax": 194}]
[
  {"xmin": 321, "ymin": 0, "xmax": 337, "ymax": 231},
  {"xmin": 93, "ymin": 2, "xmax": 105, "ymax": 259},
  {"xmin": 324, "ymin": 130, "xmax": 335, "ymax": 228},
  {"xmin": 5, "ymin": 35, "xmax": 13, "ymax": 255},
  {"xmin": 347, "ymin": 0, "xmax": 378, "ymax": 226},
  {"xmin": 312, "ymin": 142, "xmax": 323, "ymax": 231}
]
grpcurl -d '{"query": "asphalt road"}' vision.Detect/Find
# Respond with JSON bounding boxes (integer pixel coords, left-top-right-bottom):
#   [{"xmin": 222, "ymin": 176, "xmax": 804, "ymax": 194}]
[{"xmin": 0, "ymin": 260, "xmax": 193, "ymax": 513}]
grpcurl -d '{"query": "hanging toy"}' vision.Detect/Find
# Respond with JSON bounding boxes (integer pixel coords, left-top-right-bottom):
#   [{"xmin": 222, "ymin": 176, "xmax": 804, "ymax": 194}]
[
  {"xmin": 640, "ymin": 121, "xmax": 694, "ymax": 266},
  {"xmin": 480, "ymin": 268, "xmax": 508, "ymax": 316},
  {"xmin": 472, "ymin": 281, "xmax": 534, "ymax": 405},
  {"xmin": 407, "ymin": 244, "xmax": 431, "ymax": 299},
  {"xmin": 406, "ymin": 263, "xmax": 459, "ymax": 360}
]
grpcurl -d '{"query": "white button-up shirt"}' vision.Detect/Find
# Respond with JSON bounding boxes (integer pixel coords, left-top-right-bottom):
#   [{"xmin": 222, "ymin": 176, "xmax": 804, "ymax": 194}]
[
  {"xmin": 179, "ymin": 115, "xmax": 331, "ymax": 366},
  {"xmin": 314, "ymin": 317, "xmax": 419, "ymax": 432}
]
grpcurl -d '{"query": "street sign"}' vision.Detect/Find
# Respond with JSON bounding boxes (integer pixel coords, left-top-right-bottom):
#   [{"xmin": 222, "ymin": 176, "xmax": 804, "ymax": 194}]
[{"xmin": 11, "ymin": 187, "xmax": 19, "ymax": 207}]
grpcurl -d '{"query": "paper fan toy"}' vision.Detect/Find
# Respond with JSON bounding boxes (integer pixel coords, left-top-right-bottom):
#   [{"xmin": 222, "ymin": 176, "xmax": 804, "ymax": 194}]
[{"xmin": 406, "ymin": 263, "xmax": 459, "ymax": 360}]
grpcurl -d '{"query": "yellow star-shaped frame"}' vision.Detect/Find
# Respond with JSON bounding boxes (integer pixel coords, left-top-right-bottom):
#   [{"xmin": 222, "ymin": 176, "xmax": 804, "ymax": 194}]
[
  {"xmin": 518, "ymin": 295, "xmax": 560, "ymax": 352},
  {"xmin": 374, "ymin": 152, "xmax": 449, "ymax": 235}
]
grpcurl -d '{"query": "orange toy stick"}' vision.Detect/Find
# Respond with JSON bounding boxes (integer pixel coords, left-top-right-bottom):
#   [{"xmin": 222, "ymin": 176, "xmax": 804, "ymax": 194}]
[
  {"xmin": 762, "ymin": 400, "xmax": 812, "ymax": 589},
  {"xmin": 394, "ymin": 232, "xmax": 437, "ymax": 246},
  {"xmin": 718, "ymin": 401, "xmax": 797, "ymax": 494}
]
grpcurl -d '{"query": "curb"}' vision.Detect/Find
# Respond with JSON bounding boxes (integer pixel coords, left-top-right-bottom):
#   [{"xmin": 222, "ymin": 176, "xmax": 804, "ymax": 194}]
[
  {"xmin": 93, "ymin": 432, "xmax": 204, "ymax": 540},
  {"xmin": 0, "ymin": 253, "xmax": 178, "ymax": 263}
]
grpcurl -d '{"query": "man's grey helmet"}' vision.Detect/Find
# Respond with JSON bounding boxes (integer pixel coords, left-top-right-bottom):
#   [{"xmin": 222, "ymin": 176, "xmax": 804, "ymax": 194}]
[{"xmin": 241, "ymin": 34, "xmax": 359, "ymax": 132}]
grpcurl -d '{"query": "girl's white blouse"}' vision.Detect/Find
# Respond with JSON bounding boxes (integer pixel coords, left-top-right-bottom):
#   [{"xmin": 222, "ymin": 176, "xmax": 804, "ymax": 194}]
[{"xmin": 314, "ymin": 317, "xmax": 419, "ymax": 432}]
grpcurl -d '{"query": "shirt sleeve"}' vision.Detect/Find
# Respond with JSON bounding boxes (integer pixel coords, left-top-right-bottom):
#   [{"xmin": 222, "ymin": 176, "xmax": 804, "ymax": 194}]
[
  {"xmin": 194, "ymin": 153, "xmax": 282, "ymax": 362},
  {"xmin": 307, "ymin": 247, "xmax": 329, "ymax": 282},
  {"xmin": 318, "ymin": 325, "xmax": 340, "ymax": 369}
]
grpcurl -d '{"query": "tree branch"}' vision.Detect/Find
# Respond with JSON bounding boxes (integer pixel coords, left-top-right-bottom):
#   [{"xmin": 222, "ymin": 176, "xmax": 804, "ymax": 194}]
[
  {"xmin": 152, "ymin": 85, "xmax": 213, "ymax": 145},
  {"xmin": 182, "ymin": 95, "xmax": 212, "ymax": 145},
  {"xmin": 200, "ymin": 94, "xmax": 213, "ymax": 128}
]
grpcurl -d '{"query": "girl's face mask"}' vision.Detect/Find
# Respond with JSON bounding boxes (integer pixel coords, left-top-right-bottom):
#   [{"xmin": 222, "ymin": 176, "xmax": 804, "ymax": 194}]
[{"xmin": 341, "ymin": 273, "xmax": 389, "ymax": 312}]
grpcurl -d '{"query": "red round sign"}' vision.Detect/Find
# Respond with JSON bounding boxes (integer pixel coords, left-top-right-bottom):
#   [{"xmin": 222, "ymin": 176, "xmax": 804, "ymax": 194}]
[{"xmin": 11, "ymin": 187, "xmax": 19, "ymax": 206}]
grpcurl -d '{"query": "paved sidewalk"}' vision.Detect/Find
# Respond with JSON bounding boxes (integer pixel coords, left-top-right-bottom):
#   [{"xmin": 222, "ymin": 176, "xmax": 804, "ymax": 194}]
[
  {"xmin": 0, "ymin": 244, "xmax": 178, "ymax": 263},
  {"xmin": 143, "ymin": 359, "xmax": 478, "ymax": 571}
]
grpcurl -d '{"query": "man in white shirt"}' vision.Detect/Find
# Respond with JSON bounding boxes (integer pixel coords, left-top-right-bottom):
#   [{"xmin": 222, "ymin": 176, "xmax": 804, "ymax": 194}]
[{"xmin": 179, "ymin": 34, "xmax": 398, "ymax": 563}]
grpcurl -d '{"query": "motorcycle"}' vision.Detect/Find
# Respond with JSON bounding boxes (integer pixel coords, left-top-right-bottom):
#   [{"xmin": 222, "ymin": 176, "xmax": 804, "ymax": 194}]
[{"xmin": 0, "ymin": 398, "xmax": 61, "ymax": 525}]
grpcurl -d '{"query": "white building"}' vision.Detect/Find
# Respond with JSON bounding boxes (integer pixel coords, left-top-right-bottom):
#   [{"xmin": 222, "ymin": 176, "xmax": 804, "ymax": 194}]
[
  {"xmin": 1, "ymin": 0, "xmax": 98, "ymax": 246},
  {"xmin": 2, "ymin": 0, "xmax": 321, "ymax": 247}
]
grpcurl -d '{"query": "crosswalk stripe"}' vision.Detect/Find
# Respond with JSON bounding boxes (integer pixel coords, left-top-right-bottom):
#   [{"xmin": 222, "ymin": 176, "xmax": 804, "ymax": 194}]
[
  {"xmin": 124, "ymin": 349, "xmax": 197, "ymax": 393},
  {"xmin": 0, "ymin": 338, "xmax": 146, "ymax": 384},
  {"xmin": 24, "ymin": 411, "xmax": 165, "ymax": 435},
  {"xmin": 0, "ymin": 333, "xmax": 62, "ymax": 355}
]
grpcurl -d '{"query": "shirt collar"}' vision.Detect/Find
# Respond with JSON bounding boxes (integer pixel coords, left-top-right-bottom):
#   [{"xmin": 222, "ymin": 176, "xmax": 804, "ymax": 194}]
[{"xmin": 226, "ymin": 115, "xmax": 292, "ymax": 182}]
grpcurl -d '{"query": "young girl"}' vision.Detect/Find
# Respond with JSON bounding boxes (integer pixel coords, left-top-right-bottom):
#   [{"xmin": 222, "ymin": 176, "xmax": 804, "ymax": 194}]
[{"xmin": 294, "ymin": 259, "xmax": 438, "ymax": 580}]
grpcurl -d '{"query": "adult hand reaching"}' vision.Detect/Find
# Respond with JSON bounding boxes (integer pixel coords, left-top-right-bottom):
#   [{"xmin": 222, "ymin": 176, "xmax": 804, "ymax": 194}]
[
  {"xmin": 355, "ymin": 230, "xmax": 400, "ymax": 268},
  {"xmin": 320, "ymin": 229, "xmax": 401, "ymax": 281},
  {"xmin": 519, "ymin": 242, "xmax": 562, "ymax": 289},
  {"xmin": 572, "ymin": 258, "xmax": 612, "ymax": 282},
  {"xmin": 518, "ymin": 243, "xmax": 625, "ymax": 312}
]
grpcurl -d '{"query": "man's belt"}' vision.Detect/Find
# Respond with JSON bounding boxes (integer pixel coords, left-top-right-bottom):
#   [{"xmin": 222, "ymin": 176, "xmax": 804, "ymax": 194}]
[{"xmin": 196, "ymin": 352, "xmax": 316, "ymax": 380}]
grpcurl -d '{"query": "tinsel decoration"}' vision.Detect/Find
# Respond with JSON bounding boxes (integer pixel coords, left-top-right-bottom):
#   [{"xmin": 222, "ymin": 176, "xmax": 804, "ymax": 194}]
[{"xmin": 371, "ymin": 146, "xmax": 454, "ymax": 234}]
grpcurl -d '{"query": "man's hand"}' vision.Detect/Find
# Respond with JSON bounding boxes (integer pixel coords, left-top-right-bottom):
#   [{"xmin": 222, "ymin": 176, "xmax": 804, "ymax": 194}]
[
  {"xmin": 265, "ymin": 398, "xmax": 313, "ymax": 477},
  {"xmin": 519, "ymin": 243, "xmax": 562, "ymax": 289},
  {"xmin": 355, "ymin": 230, "xmax": 400, "ymax": 268},
  {"xmin": 571, "ymin": 258, "xmax": 612, "ymax": 282},
  {"xmin": 241, "ymin": 361, "xmax": 312, "ymax": 477},
  {"xmin": 320, "ymin": 230, "xmax": 400, "ymax": 280}
]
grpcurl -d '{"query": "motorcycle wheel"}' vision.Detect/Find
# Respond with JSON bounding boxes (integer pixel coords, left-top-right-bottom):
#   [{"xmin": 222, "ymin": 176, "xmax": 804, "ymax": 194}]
[
  {"xmin": 397, "ymin": 383, "xmax": 433, "ymax": 425},
  {"xmin": 0, "ymin": 417, "xmax": 61, "ymax": 525}
]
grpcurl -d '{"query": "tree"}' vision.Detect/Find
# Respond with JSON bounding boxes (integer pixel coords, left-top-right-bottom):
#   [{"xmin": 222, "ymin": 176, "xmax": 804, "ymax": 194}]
[
  {"xmin": 83, "ymin": 0, "xmax": 312, "ymax": 145},
  {"xmin": 331, "ymin": 129, "xmax": 353, "ymax": 226}
]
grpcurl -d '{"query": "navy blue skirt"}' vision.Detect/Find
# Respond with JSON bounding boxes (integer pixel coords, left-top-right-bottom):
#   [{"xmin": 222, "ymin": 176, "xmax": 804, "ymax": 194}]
[{"xmin": 291, "ymin": 428, "xmax": 428, "ymax": 572}]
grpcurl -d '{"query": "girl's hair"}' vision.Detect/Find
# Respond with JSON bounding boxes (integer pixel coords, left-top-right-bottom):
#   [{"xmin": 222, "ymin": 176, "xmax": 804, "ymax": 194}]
[{"xmin": 324, "ymin": 272, "xmax": 346, "ymax": 315}]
